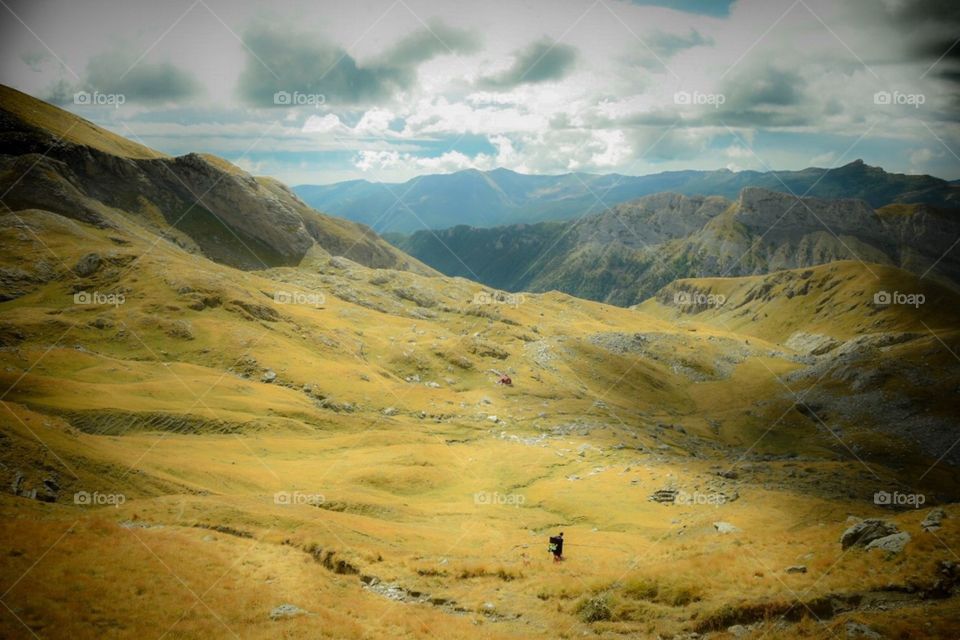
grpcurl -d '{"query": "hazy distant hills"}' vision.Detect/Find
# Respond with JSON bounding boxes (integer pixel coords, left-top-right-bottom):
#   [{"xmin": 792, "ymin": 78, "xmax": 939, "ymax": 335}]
[
  {"xmin": 295, "ymin": 162, "xmax": 959, "ymax": 233},
  {"xmin": 392, "ymin": 190, "xmax": 960, "ymax": 306}
]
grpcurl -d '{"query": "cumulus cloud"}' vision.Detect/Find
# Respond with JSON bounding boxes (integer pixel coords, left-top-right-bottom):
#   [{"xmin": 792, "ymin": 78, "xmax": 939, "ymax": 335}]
[
  {"xmin": 478, "ymin": 38, "xmax": 578, "ymax": 89},
  {"xmin": 44, "ymin": 49, "xmax": 201, "ymax": 105},
  {"xmin": 85, "ymin": 51, "xmax": 202, "ymax": 102},
  {"xmin": 302, "ymin": 113, "xmax": 344, "ymax": 134},
  {"xmin": 238, "ymin": 20, "xmax": 479, "ymax": 107},
  {"xmin": 5, "ymin": 0, "xmax": 957, "ymax": 183},
  {"xmin": 647, "ymin": 28, "xmax": 712, "ymax": 58}
]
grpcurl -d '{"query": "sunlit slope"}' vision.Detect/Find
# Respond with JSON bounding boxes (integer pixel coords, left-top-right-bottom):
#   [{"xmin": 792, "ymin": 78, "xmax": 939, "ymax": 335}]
[
  {"xmin": 0, "ymin": 84, "xmax": 436, "ymax": 274},
  {"xmin": 637, "ymin": 260, "xmax": 959, "ymax": 342}
]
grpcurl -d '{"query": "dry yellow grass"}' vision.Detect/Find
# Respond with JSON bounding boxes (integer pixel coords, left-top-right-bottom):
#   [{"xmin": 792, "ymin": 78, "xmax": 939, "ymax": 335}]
[{"xmin": 1, "ymin": 156, "xmax": 959, "ymax": 637}]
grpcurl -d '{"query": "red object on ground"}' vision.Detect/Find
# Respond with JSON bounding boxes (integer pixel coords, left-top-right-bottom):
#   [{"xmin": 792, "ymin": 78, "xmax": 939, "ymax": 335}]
[{"xmin": 498, "ymin": 375, "xmax": 512, "ymax": 386}]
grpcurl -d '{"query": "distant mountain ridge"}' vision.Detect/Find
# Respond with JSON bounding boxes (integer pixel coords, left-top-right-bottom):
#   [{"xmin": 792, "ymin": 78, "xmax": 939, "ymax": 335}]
[
  {"xmin": 391, "ymin": 189, "xmax": 960, "ymax": 306},
  {"xmin": 295, "ymin": 161, "xmax": 959, "ymax": 233}
]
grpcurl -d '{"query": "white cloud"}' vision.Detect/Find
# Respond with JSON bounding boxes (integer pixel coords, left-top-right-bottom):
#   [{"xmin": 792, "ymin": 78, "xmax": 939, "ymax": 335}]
[
  {"xmin": 355, "ymin": 107, "xmax": 395, "ymax": 134},
  {"xmin": 302, "ymin": 113, "xmax": 344, "ymax": 134},
  {"xmin": 4, "ymin": 0, "xmax": 957, "ymax": 183}
]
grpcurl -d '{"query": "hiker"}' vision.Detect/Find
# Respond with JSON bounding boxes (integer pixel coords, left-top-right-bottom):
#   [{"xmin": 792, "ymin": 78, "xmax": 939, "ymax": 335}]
[{"xmin": 548, "ymin": 531, "xmax": 564, "ymax": 562}]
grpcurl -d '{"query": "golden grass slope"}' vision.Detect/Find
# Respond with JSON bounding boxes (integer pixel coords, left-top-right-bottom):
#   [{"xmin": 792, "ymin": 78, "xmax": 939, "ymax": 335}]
[
  {"xmin": 2, "ymin": 197, "xmax": 960, "ymax": 638},
  {"xmin": 0, "ymin": 84, "xmax": 164, "ymax": 160}
]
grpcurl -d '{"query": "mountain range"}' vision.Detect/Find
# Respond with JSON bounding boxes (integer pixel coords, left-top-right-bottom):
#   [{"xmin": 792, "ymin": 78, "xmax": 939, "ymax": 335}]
[
  {"xmin": 295, "ymin": 162, "xmax": 959, "ymax": 233},
  {"xmin": 391, "ymin": 189, "xmax": 960, "ymax": 306}
]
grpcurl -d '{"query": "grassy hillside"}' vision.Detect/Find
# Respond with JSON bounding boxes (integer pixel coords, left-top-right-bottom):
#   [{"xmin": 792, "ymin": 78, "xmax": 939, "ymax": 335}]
[
  {"xmin": 0, "ymin": 84, "xmax": 436, "ymax": 276},
  {"xmin": 2, "ymin": 200, "xmax": 959, "ymax": 638},
  {"xmin": 1, "ymin": 87, "xmax": 959, "ymax": 640}
]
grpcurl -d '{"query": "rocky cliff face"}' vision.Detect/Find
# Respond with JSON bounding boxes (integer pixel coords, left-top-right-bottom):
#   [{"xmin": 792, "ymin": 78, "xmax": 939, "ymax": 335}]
[
  {"xmin": 680, "ymin": 188, "xmax": 960, "ymax": 283},
  {"xmin": 395, "ymin": 188, "xmax": 960, "ymax": 306},
  {"xmin": 569, "ymin": 192, "xmax": 731, "ymax": 248}
]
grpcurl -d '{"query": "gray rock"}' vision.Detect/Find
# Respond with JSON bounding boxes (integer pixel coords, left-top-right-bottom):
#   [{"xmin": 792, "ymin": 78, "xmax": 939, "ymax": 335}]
[
  {"xmin": 10, "ymin": 471, "xmax": 23, "ymax": 496},
  {"xmin": 845, "ymin": 621, "xmax": 883, "ymax": 638},
  {"xmin": 785, "ymin": 565, "xmax": 807, "ymax": 574},
  {"xmin": 921, "ymin": 508, "xmax": 946, "ymax": 532},
  {"xmin": 73, "ymin": 253, "xmax": 102, "ymax": 277},
  {"xmin": 648, "ymin": 488, "xmax": 679, "ymax": 503},
  {"xmin": 727, "ymin": 624, "xmax": 750, "ymax": 638},
  {"xmin": 840, "ymin": 519, "xmax": 899, "ymax": 549},
  {"xmin": 713, "ymin": 521, "xmax": 740, "ymax": 534},
  {"xmin": 261, "ymin": 370, "xmax": 277, "ymax": 383},
  {"xmin": 865, "ymin": 531, "xmax": 910, "ymax": 555},
  {"xmin": 269, "ymin": 604, "xmax": 306, "ymax": 620}
]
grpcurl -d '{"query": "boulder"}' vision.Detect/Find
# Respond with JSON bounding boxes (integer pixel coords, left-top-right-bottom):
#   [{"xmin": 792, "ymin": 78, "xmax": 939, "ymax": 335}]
[
  {"xmin": 261, "ymin": 370, "xmax": 277, "ymax": 383},
  {"xmin": 840, "ymin": 519, "xmax": 899, "ymax": 549},
  {"xmin": 865, "ymin": 532, "xmax": 910, "ymax": 555},
  {"xmin": 921, "ymin": 508, "xmax": 946, "ymax": 532},
  {"xmin": 713, "ymin": 521, "xmax": 739, "ymax": 534},
  {"xmin": 73, "ymin": 252, "xmax": 102, "ymax": 277}
]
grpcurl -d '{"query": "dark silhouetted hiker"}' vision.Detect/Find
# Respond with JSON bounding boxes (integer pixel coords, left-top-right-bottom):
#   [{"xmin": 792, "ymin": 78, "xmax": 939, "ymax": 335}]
[{"xmin": 549, "ymin": 531, "xmax": 564, "ymax": 562}]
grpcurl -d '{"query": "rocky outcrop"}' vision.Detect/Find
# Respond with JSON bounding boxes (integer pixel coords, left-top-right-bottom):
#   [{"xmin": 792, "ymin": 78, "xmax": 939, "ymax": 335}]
[
  {"xmin": 395, "ymin": 186, "xmax": 960, "ymax": 306},
  {"xmin": 840, "ymin": 519, "xmax": 901, "ymax": 550}
]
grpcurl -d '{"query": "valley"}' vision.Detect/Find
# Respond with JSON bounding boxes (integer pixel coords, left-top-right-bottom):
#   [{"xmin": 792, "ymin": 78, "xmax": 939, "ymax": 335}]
[{"xmin": 1, "ymin": 88, "xmax": 959, "ymax": 639}]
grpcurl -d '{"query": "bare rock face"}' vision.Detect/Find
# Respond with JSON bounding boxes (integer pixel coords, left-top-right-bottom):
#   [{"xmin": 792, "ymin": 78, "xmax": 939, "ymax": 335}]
[{"xmin": 572, "ymin": 192, "xmax": 730, "ymax": 248}]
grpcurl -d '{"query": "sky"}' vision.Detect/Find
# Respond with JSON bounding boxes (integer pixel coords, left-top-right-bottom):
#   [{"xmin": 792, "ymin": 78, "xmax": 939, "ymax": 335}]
[{"xmin": 1, "ymin": 0, "xmax": 958, "ymax": 185}]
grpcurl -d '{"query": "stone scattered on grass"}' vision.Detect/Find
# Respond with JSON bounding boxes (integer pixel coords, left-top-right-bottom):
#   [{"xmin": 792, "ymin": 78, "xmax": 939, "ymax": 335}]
[
  {"xmin": 921, "ymin": 508, "xmax": 946, "ymax": 532},
  {"xmin": 840, "ymin": 519, "xmax": 899, "ymax": 550},
  {"xmin": 713, "ymin": 522, "xmax": 739, "ymax": 534},
  {"xmin": 269, "ymin": 604, "xmax": 306, "ymax": 620},
  {"xmin": 865, "ymin": 531, "xmax": 911, "ymax": 555}
]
